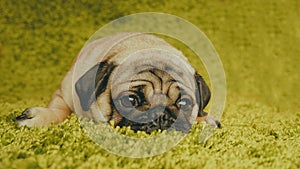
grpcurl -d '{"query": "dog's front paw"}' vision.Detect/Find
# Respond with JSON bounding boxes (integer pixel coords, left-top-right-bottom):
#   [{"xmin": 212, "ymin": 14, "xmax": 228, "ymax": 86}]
[
  {"xmin": 15, "ymin": 107, "xmax": 53, "ymax": 127},
  {"xmin": 16, "ymin": 108, "xmax": 34, "ymax": 120},
  {"xmin": 205, "ymin": 114, "xmax": 222, "ymax": 128},
  {"xmin": 196, "ymin": 114, "xmax": 222, "ymax": 128}
]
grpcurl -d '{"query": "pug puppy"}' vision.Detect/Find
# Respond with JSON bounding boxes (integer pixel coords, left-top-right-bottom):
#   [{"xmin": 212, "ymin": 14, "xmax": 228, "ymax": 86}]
[{"xmin": 16, "ymin": 32, "xmax": 220, "ymax": 133}]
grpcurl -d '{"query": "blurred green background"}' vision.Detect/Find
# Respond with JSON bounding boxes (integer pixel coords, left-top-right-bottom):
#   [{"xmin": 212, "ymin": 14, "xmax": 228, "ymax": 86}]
[
  {"xmin": 1, "ymin": 0, "xmax": 299, "ymax": 111},
  {"xmin": 0, "ymin": 0, "xmax": 299, "ymax": 168}
]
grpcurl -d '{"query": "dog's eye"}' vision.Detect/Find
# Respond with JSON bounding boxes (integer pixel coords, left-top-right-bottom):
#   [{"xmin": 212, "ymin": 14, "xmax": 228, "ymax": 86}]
[
  {"xmin": 177, "ymin": 98, "xmax": 193, "ymax": 111},
  {"xmin": 120, "ymin": 95, "xmax": 140, "ymax": 108}
]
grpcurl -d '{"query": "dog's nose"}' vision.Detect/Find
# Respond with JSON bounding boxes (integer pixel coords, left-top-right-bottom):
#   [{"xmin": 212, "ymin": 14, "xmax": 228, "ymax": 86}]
[{"xmin": 150, "ymin": 91, "xmax": 167, "ymax": 107}]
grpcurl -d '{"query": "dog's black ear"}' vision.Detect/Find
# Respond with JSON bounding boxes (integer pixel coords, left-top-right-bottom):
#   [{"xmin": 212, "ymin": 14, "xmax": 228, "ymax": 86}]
[
  {"xmin": 75, "ymin": 61, "xmax": 116, "ymax": 111},
  {"xmin": 194, "ymin": 72, "xmax": 211, "ymax": 117}
]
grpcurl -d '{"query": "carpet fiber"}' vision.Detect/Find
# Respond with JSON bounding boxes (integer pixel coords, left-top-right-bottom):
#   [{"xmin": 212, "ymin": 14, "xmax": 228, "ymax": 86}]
[{"xmin": 0, "ymin": 0, "xmax": 299, "ymax": 168}]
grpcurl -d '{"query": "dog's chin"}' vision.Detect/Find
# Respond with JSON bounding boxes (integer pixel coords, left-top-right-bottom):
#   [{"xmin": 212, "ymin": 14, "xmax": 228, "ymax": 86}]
[{"xmin": 116, "ymin": 113, "xmax": 177, "ymax": 134}]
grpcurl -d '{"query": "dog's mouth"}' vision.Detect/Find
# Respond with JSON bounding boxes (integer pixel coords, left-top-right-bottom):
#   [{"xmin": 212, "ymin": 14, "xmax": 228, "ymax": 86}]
[
  {"xmin": 117, "ymin": 113, "xmax": 175, "ymax": 134},
  {"xmin": 116, "ymin": 112, "xmax": 192, "ymax": 134}
]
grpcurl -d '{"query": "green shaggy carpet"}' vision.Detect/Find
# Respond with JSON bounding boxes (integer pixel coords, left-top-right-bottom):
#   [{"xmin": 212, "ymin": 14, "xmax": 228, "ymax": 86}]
[{"xmin": 0, "ymin": 0, "xmax": 299, "ymax": 168}]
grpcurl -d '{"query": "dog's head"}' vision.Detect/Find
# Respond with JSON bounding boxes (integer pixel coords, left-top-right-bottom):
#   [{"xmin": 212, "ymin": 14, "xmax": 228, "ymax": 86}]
[{"xmin": 75, "ymin": 34, "xmax": 211, "ymax": 133}]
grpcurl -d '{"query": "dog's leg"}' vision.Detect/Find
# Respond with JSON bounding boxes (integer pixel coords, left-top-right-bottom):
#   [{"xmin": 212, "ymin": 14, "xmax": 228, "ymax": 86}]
[
  {"xmin": 16, "ymin": 89, "xmax": 72, "ymax": 127},
  {"xmin": 196, "ymin": 112, "xmax": 222, "ymax": 128}
]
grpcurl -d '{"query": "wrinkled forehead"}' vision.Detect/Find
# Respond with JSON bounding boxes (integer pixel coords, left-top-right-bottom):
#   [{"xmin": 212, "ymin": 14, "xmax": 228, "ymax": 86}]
[{"xmin": 110, "ymin": 49, "xmax": 196, "ymax": 94}]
